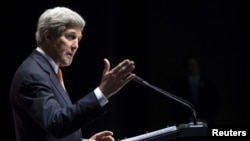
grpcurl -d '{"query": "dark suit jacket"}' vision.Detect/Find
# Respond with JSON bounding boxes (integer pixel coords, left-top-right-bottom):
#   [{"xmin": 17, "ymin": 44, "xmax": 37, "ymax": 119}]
[{"xmin": 10, "ymin": 50, "xmax": 107, "ymax": 141}]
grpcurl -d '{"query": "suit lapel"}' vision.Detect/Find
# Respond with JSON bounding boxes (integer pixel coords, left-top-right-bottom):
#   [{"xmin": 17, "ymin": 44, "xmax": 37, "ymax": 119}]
[{"xmin": 31, "ymin": 50, "xmax": 73, "ymax": 105}]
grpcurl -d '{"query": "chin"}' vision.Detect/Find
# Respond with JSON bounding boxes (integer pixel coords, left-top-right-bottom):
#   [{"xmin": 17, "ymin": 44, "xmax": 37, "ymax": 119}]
[
  {"xmin": 64, "ymin": 63, "xmax": 72, "ymax": 67},
  {"xmin": 61, "ymin": 62, "xmax": 72, "ymax": 67},
  {"xmin": 61, "ymin": 58, "xmax": 73, "ymax": 66}
]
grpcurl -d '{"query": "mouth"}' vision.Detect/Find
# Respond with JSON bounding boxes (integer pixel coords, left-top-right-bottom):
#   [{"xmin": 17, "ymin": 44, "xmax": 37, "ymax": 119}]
[{"xmin": 66, "ymin": 52, "xmax": 73, "ymax": 57}]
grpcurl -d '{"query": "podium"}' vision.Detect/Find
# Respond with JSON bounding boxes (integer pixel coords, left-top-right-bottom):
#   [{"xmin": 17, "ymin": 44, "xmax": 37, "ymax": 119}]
[{"xmin": 120, "ymin": 122, "xmax": 208, "ymax": 141}]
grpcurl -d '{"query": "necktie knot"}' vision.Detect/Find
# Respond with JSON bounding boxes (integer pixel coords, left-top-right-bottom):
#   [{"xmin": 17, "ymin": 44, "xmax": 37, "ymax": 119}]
[{"xmin": 57, "ymin": 68, "xmax": 65, "ymax": 90}]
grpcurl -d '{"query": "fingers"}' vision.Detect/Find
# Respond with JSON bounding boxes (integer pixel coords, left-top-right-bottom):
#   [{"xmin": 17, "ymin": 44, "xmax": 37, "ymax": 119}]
[
  {"xmin": 110, "ymin": 59, "xmax": 135, "ymax": 79},
  {"xmin": 92, "ymin": 130, "xmax": 115, "ymax": 141},
  {"xmin": 99, "ymin": 58, "xmax": 136, "ymax": 97},
  {"xmin": 102, "ymin": 58, "xmax": 110, "ymax": 76},
  {"xmin": 99, "ymin": 135, "xmax": 115, "ymax": 141},
  {"xmin": 122, "ymin": 73, "xmax": 136, "ymax": 83},
  {"xmin": 96, "ymin": 130, "xmax": 113, "ymax": 136}
]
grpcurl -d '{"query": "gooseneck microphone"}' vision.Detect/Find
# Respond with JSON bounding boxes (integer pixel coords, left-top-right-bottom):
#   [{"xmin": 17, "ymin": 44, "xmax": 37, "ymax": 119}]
[{"xmin": 132, "ymin": 74, "xmax": 198, "ymax": 125}]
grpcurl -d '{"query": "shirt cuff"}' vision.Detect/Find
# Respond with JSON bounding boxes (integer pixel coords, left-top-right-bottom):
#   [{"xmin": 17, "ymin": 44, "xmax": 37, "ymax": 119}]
[{"xmin": 94, "ymin": 87, "xmax": 108, "ymax": 107}]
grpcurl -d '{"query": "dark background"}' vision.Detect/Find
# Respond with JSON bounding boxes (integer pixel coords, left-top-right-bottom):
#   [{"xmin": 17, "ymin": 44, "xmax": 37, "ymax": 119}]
[{"xmin": 4, "ymin": 0, "xmax": 249, "ymax": 140}]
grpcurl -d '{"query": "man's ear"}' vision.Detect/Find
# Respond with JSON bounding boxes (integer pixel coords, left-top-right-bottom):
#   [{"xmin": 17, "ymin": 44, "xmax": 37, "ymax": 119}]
[{"xmin": 44, "ymin": 30, "xmax": 52, "ymax": 41}]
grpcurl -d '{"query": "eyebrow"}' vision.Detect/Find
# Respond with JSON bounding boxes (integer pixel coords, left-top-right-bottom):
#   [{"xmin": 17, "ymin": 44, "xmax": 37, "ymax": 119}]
[{"xmin": 66, "ymin": 30, "xmax": 82, "ymax": 39}]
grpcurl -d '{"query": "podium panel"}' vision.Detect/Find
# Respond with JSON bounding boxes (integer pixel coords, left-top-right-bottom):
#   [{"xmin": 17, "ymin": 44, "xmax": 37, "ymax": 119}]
[{"xmin": 120, "ymin": 122, "xmax": 207, "ymax": 141}]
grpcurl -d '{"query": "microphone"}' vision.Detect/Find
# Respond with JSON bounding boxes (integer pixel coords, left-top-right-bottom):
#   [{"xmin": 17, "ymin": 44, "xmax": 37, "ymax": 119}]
[{"xmin": 132, "ymin": 74, "xmax": 198, "ymax": 125}]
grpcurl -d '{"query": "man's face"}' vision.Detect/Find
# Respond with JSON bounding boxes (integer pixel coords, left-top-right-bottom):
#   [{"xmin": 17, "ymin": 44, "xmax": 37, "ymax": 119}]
[{"xmin": 51, "ymin": 26, "xmax": 82, "ymax": 67}]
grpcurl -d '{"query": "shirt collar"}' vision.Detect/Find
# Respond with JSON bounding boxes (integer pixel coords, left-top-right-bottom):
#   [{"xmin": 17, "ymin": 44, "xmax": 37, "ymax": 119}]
[{"xmin": 36, "ymin": 47, "xmax": 58, "ymax": 73}]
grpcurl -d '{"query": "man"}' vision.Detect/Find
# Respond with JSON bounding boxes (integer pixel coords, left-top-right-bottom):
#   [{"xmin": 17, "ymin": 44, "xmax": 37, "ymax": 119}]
[{"xmin": 10, "ymin": 6, "xmax": 136, "ymax": 141}]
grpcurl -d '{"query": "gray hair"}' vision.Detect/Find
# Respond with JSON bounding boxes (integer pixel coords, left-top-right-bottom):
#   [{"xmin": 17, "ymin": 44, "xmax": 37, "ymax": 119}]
[{"xmin": 35, "ymin": 6, "xmax": 86, "ymax": 45}]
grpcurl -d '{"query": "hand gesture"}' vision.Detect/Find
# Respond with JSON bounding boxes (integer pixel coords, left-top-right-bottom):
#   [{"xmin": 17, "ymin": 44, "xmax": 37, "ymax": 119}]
[
  {"xmin": 99, "ymin": 58, "xmax": 136, "ymax": 98},
  {"xmin": 88, "ymin": 130, "xmax": 115, "ymax": 141}
]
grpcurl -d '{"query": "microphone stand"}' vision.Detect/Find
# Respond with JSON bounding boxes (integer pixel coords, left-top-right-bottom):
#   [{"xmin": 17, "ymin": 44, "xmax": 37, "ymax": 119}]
[{"xmin": 132, "ymin": 75, "xmax": 208, "ymax": 131}]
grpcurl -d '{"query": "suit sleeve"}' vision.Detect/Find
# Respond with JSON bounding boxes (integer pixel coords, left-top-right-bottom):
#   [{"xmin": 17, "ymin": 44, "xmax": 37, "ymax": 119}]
[{"xmin": 17, "ymin": 72, "xmax": 107, "ymax": 138}]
